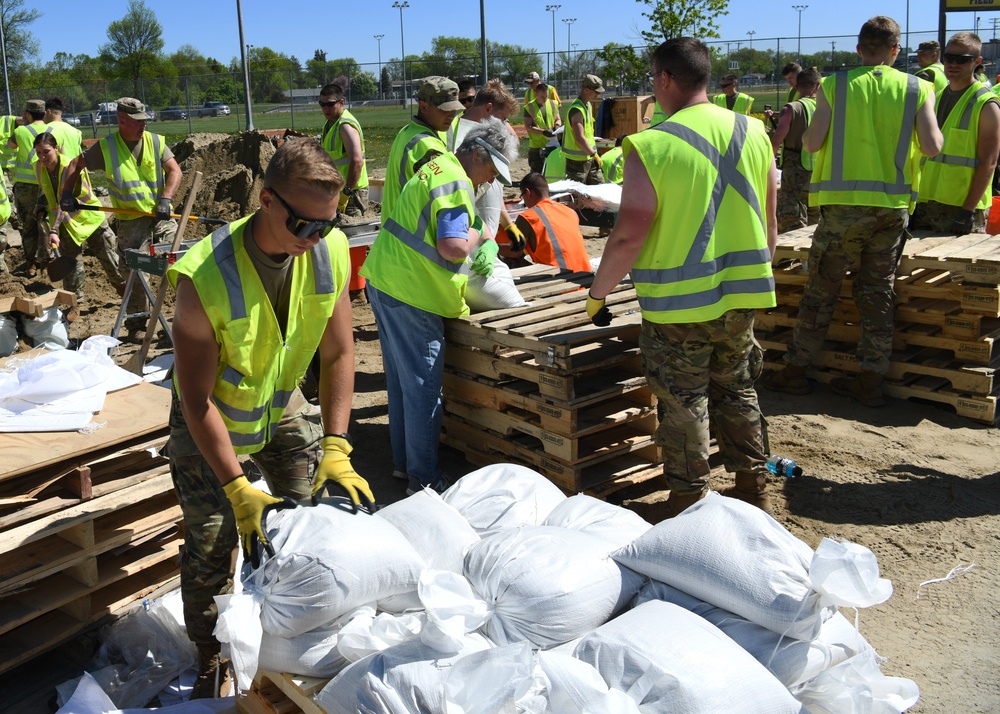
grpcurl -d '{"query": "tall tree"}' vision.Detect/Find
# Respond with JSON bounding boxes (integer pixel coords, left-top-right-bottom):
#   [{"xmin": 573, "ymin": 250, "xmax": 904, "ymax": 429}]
[
  {"xmin": 636, "ymin": 0, "xmax": 729, "ymax": 44},
  {"xmin": 99, "ymin": 0, "xmax": 164, "ymax": 95},
  {"xmin": 0, "ymin": 0, "xmax": 41, "ymax": 79}
]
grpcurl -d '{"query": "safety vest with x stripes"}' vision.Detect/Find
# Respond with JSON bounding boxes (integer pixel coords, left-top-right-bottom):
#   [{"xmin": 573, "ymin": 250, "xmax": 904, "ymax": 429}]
[
  {"xmin": 918, "ymin": 81, "xmax": 998, "ymax": 211},
  {"xmin": 625, "ymin": 103, "xmax": 775, "ymax": 324},
  {"xmin": 809, "ymin": 66, "xmax": 931, "ymax": 211}
]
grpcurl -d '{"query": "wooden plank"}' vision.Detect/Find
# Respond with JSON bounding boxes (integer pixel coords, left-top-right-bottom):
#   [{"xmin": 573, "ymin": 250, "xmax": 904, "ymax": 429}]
[
  {"xmin": 0, "ymin": 380, "xmax": 171, "ymax": 482},
  {"xmin": 239, "ymin": 670, "xmax": 329, "ymax": 714}
]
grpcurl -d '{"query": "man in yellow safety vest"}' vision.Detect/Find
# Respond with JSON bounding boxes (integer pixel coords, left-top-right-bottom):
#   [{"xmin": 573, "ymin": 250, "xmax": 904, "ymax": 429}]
[
  {"xmin": 523, "ymin": 82, "xmax": 562, "ymax": 174},
  {"xmin": 915, "ymin": 40, "xmax": 948, "ymax": 94},
  {"xmin": 713, "ymin": 74, "xmax": 754, "ymax": 114},
  {"xmin": 564, "ymin": 74, "xmax": 606, "ymax": 185},
  {"xmin": 771, "ymin": 68, "xmax": 821, "ymax": 232}
]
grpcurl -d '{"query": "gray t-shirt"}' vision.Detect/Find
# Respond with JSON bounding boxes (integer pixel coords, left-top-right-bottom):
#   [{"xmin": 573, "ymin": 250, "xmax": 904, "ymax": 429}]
[{"xmin": 243, "ymin": 217, "xmax": 294, "ymax": 335}]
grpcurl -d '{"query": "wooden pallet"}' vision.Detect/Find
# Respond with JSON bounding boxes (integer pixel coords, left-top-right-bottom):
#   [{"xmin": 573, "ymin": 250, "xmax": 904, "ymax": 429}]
[
  {"xmin": 237, "ymin": 669, "xmax": 329, "ymax": 714},
  {"xmin": 763, "ymin": 358, "xmax": 998, "ymax": 424},
  {"xmin": 0, "ymin": 289, "xmax": 77, "ymax": 317}
]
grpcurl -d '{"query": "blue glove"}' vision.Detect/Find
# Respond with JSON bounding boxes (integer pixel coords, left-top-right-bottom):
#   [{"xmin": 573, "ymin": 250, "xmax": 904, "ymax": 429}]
[{"xmin": 471, "ymin": 240, "xmax": 499, "ymax": 277}]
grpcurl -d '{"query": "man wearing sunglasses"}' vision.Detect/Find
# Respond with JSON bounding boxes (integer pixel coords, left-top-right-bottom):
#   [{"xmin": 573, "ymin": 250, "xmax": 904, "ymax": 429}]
[
  {"xmin": 363, "ymin": 118, "xmax": 517, "ymax": 496},
  {"xmin": 382, "ymin": 76, "xmax": 464, "ymax": 223},
  {"xmin": 712, "ymin": 74, "xmax": 754, "ymax": 115},
  {"xmin": 165, "ymin": 139, "xmax": 374, "ymax": 698},
  {"xmin": 912, "ymin": 33, "xmax": 1000, "ymax": 235},
  {"xmin": 765, "ymin": 16, "xmax": 942, "ymax": 408},
  {"xmin": 319, "ymin": 81, "xmax": 369, "ymax": 218},
  {"xmin": 915, "ymin": 40, "xmax": 948, "ymax": 94}
]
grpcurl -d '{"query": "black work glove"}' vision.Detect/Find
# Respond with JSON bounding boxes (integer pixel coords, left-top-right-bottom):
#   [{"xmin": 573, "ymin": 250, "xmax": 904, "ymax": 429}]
[
  {"xmin": 950, "ymin": 209, "xmax": 975, "ymax": 236},
  {"xmin": 586, "ymin": 291, "xmax": 613, "ymax": 327},
  {"xmin": 155, "ymin": 197, "xmax": 172, "ymax": 221},
  {"xmin": 59, "ymin": 195, "xmax": 79, "ymax": 213},
  {"xmin": 504, "ymin": 223, "xmax": 526, "ymax": 253}
]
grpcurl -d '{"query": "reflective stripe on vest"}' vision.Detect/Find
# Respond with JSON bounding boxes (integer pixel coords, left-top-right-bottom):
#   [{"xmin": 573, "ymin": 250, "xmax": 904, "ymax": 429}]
[
  {"xmin": 632, "ymin": 114, "xmax": 773, "ymax": 314},
  {"xmin": 13, "ymin": 123, "xmax": 51, "ymax": 184},
  {"xmin": 527, "ymin": 99, "xmax": 558, "ymax": 148},
  {"xmin": 37, "ymin": 155, "xmax": 103, "ymax": 246},
  {"xmin": 101, "ymin": 132, "xmax": 165, "ymax": 210},
  {"xmin": 929, "ymin": 85, "xmax": 992, "ymax": 169},
  {"xmin": 322, "ymin": 111, "xmax": 369, "ymax": 188},
  {"xmin": 799, "ymin": 97, "xmax": 816, "ymax": 171},
  {"xmin": 813, "ymin": 71, "xmax": 921, "ymax": 203},
  {"xmin": 529, "ymin": 205, "xmax": 571, "ymax": 271},
  {"xmin": 382, "ymin": 178, "xmax": 473, "ymax": 275},
  {"xmin": 563, "ymin": 98, "xmax": 594, "ymax": 159}
]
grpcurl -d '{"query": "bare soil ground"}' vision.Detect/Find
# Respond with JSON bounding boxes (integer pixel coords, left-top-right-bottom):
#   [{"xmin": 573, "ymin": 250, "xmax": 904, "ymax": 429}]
[{"xmin": 1, "ymin": 153, "xmax": 996, "ymax": 712}]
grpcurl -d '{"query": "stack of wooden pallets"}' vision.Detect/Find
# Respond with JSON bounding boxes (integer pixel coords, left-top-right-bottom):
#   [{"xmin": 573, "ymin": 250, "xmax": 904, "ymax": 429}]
[
  {"xmin": 0, "ymin": 375, "xmax": 179, "ymax": 683},
  {"xmin": 441, "ymin": 265, "xmax": 664, "ymax": 498},
  {"xmin": 760, "ymin": 227, "xmax": 1000, "ymax": 424},
  {"xmin": 237, "ymin": 669, "xmax": 328, "ymax": 714}
]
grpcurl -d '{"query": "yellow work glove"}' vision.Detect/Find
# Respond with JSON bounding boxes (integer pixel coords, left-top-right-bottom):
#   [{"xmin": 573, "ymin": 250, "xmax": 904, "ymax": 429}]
[
  {"xmin": 504, "ymin": 223, "xmax": 526, "ymax": 252},
  {"xmin": 338, "ymin": 192, "xmax": 350, "ymax": 213},
  {"xmin": 222, "ymin": 475, "xmax": 295, "ymax": 568},
  {"xmin": 312, "ymin": 435, "xmax": 376, "ymax": 512},
  {"xmin": 591, "ymin": 152, "xmax": 604, "ymax": 169},
  {"xmin": 586, "ymin": 291, "xmax": 613, "ymax": 326}
]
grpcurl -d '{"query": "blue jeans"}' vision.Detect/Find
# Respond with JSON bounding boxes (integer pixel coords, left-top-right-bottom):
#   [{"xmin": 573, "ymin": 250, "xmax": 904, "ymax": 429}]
[{"xmin": 367, "ymin": 285, "xmax": 444, "ymax": 484}]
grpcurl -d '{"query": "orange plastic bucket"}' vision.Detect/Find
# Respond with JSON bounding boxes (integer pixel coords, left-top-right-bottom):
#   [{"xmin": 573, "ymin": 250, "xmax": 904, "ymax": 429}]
[
  {"xmin": 348, "ymin": 246, "xmax": 367, "ymax": 290},
  {"xmin": 986, "ymin": 196, "xmax": 1000, "ymax": 235}
]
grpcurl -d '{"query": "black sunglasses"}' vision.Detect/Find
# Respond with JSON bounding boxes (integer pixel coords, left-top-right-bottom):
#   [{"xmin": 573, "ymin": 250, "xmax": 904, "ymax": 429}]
[
  {"xmin": 318, "ymin": 99, "xmax": 342, "ymax": 108},
  {"xmin": 720, "ymin": 82, "xmax": 735, "ymax": 88},
  {"xmin": 943, "ymin": 53, "xmax": 977, "ymax": 64},
  {"xmin": 268, "ymin": 187, "xmax": 339, "ymax": 239},
  {"xmin": 460, "ymin": 96, "xmax": 475, "ymax": 104}
]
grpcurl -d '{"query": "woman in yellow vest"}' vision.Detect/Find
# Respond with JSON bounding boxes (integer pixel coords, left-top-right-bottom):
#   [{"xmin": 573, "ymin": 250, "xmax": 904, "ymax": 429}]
[
  {"xmin": 362, "ymin": 118, "xmax": 518, "ymax": 495},
  {"xmin": 33, "ymin": 133, "xmax": 123, "ymax": 307}
]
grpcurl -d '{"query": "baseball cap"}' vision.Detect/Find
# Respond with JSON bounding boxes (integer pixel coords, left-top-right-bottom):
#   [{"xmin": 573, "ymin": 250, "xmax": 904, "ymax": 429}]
[
  {"xmin": 473, "ymin": 137, "xmax": 512, "ymax": 187},
  {"xmin": 582, "ymin": 74, "xmax": 605, "ymax": 93},
  {"xmin": 524, "ymin": 71, "xmax": 541, "ymax": 83},
  {"xmin": 25, "ymin": 99, "xmax": 45, "ymax": 113},
  {"xmin": 917, "ymin": 40, "xmax": 939, "ymax": 52},
  {"xmin": 418, "ymin": 77, "xmax": 465, "ymax": 112},
  {"xmin": 116, "ymin": 97, "xmax": 153, "ymax": 120}
]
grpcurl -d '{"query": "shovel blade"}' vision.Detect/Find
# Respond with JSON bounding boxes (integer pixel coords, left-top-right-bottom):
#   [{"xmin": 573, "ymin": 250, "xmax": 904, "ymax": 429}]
[{"xmin": 45, "ymin": 253, "xmax": 77, "ymax": 283}]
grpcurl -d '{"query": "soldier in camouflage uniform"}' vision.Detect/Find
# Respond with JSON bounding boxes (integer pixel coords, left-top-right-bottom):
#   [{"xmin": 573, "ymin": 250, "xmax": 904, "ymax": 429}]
[
  {"xmin": 772, "ymin": 69, "xmax": 822, "ymax": 233},
  {"xmin": 764, "ymin": 16, "xmax": 943, "ymax": 407},
  {"xmin": 586, "ymin": 37, "xmax": 777, "ymax": 515}
]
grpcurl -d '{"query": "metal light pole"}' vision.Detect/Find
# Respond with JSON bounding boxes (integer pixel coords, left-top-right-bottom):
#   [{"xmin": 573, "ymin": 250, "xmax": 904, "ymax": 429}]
[
  {"xmin": 374, "ymin": 34, "xmax": 384, "ymax": 100},
  {"xmin": 480, "ymin": 0, "xmax": 488, "ymax": 83},
  {"xmin": 546, "ymin": 4, "xmax": 561, "ymax": 83},
  {"xmin": 747, "ymin": 30, "xmax": 755, "ymax": 78},
  {"xmin": 393, "ymin": 1, "xmax": 409, "ymax": 106},
  {"xmin": 236, "ymin": 0, "xmax": 254, "ymax": 131},
  {"xmin": 563, "ymin": 18, "xmax": 576, "ymax": 54},
  {"xmin": 792, "ymin": 5, "xmax": 808, "ymax": 63},
  {"xmin": 830, "ymin": 41, "xmax": 836, "ymax": 67}
]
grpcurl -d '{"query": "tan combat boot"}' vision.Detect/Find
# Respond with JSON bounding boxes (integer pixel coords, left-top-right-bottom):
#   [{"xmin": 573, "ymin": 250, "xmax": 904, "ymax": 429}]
[
  {"xmin": 761, "ymin": 364, "xmax": 812, "ymax": 395},
  {"xmin": 190, "ymin": 644, "xmax": 232, "ymax": 700},
  {"xmin": 663, "ymin": 489, "xmax": 706, "ymax": 518},
  {"xmin": 722, "ymin": 471, "xmax": 772, "ymax": 514},
  {"xmin": 830, "ymin": 371, "xmax": 886, "ymax": 407}
]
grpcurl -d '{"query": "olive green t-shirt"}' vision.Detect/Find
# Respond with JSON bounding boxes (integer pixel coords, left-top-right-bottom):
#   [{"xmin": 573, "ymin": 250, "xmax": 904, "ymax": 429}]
[{"xmin": 243, "ymin": 217, "xmax": 293, "ymax": 336}]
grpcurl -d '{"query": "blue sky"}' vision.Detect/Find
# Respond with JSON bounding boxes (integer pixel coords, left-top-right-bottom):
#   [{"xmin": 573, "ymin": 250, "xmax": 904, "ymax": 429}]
[{"xmin": 24, "ymin": 0, "xmax": 986, "ymax": 69}]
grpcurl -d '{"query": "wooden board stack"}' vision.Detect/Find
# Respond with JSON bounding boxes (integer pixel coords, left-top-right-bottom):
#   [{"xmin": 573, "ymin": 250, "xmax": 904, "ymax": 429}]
[
  {"xmin": 441, "ymin": 265, "xmax": 664, "ymax": 498},
  {"xmin": 236, "ymin": 669, "xmax": 328, "ymax": 714},
  {"xmin": 761, "ymin": 227, "xmax": 1000, "ymax": 424},
  {"xmin": 0, "ymin": 379, "xmax": 179, "ymax": 681}
]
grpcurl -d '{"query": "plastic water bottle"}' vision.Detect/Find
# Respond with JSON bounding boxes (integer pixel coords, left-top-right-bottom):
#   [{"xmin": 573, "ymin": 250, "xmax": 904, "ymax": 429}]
[{"xmin": 766, "ymin": 455, "xmax": 802, "ymax": 479}]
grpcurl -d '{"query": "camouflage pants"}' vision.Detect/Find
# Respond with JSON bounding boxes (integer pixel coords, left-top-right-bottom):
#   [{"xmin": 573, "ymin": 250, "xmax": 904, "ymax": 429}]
[
  {"xmin": 640, "ymin": 309, "xmax": 768, "ymax": 495},
  {"xmin": 910, "ymin": 200, "xmax": 986, "ymax": 233},
  {"xmin": 528, "ymin": 148, "xmax": 546, "ymax": 175},
  {"xmin": 166, "ymin": 388, "xmax": 323, "ymax": 647},
  {"xmin": 565, "ymin": 157, "xmax": 604, "ymax": 185},
  {"xmin": 13, "ymin": 183, "xmax": 42, "ymax": 265},
  {"xmin": 117, "ymin": 217, "xmax": 178, "ymax": 312},
  {"xmin": 785, "ymin": 205, "xmax": 907, "ymax": 375},
  {"xmin": 344, "ymin": 188, "xmax": 369, "ymax": 218},
  {"xmin": 57, "ymin": 220, "xmax": 125, "ymax": 298},
  {"xmin": 778, "ymin": 153, "xmax": 820, "ymax": 233}
]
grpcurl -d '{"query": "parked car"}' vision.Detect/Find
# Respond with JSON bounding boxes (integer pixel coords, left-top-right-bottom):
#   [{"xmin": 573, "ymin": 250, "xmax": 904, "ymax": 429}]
[
  {"xmin": 61, "ymin": 113, "xmax": 82, "ymax": 127},
  {"xmin": 196, "ymin": 101, "xmax": 231, "ymax": 117},
  {"xmin": 159, "ymin": 106, "xmax": 188, "ymax": 121},
  {"xmin": 94, "ymin": 110, "xmax": 118, "ymax": 125}
]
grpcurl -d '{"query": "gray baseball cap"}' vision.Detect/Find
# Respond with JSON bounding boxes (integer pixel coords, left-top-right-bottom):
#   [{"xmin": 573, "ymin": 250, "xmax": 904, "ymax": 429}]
[
  {"xmin": 116, "ymin": 97, "xmax": 152, "ymax": 120},
  {"xmin": 418, "ymin": 77, "xmax": 465, "ymax": 112}
]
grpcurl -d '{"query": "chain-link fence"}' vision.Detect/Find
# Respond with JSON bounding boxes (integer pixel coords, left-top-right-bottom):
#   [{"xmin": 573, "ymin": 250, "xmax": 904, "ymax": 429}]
[{"xmin": 1, "ymin": 27, "xmax": 972, "ymax": 134}]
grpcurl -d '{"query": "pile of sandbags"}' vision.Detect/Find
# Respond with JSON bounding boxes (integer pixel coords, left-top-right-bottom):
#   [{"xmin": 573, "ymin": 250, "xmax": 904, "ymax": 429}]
[{"xmin": 216, "ymin": 466, "xmax": 919, "ymax": 714}]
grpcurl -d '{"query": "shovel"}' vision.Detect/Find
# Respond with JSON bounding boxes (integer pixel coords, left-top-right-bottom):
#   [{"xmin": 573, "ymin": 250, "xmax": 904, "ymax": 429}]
[
  {"xmin": 125, "ymin": 171, "xmax": 205, "ymax": 376},
  {"xmin": 40, "ymin": 218, "xmax": 77, "ymax": 283},
  {"xmin": 74, "ymin": 202, "xmax": 226, "ymax": 225}
]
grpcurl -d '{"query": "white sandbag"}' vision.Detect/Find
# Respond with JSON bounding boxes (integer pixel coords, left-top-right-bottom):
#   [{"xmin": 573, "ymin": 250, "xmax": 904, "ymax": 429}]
[
  {"xmin": 574, "ymin": 600, "xmax": 805, "ymax": 713},
  {"xmin": 536, "ymin": 651, "xmax": 642, "ymax": 714},
  {"xmin": 792, "ymin": 652, "xmax": 920, "ymax": 714},
  {"xmin": 242, "ymin": 498, "xmax": 426, "ymax": 638},
  {"xmin": 444, "ymin": 642, "xmax": 536, "ymax": 714},
  {"xmin": 0, "ymin": 312, "xmax": 17, "ymax": 357},
  {"xmin": 464, "ymin": 525, "xmax": 643, "ymax": 648},
  {"xmin": 542, "ymin": 494, "xmax": 652, "ymax": 551},
  {"xmin": 258, "ymin": 621, "xmax": 352, "ymax": 678},
  {"xmin": 460, "ymin": 257, "xmax": 529, "ymax": 311},
  {"xmin": 810, "ymin": 537, "xmax": 893, "ymax": 608},
  {"xmin": 419, "ymin": 569, "xmax": 492, "ymax": 654},
  {"xmin": 443, "ymin": 463, "xmax": 567, "ymax": 535},
  {"xmin": 635, "ymin": 580, "xmax": 873, "ymax": 688},
  {"xmin": 316, "ymin": 633, "xmax": 493, "ymax": 714},
  {"xmin": 23, "ymin": 306, "xmax": 69, "ymax": 350},
  {"xmin": 337, "ymin": 608, "xmax": 425, "ymax": 663},
  {"xmin": 612, "ymin": 492, "xmax": 834, "ymax": 641},
  {"xmin": 376, "ymin": 489, "xmax": 481, "ymax": 574}
]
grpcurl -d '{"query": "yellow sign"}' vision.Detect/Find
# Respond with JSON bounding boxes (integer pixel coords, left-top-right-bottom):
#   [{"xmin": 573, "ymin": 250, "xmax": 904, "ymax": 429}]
[{"xmin": 945, "ymin": 0, "xmax": 1000, "ymax": 10}]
